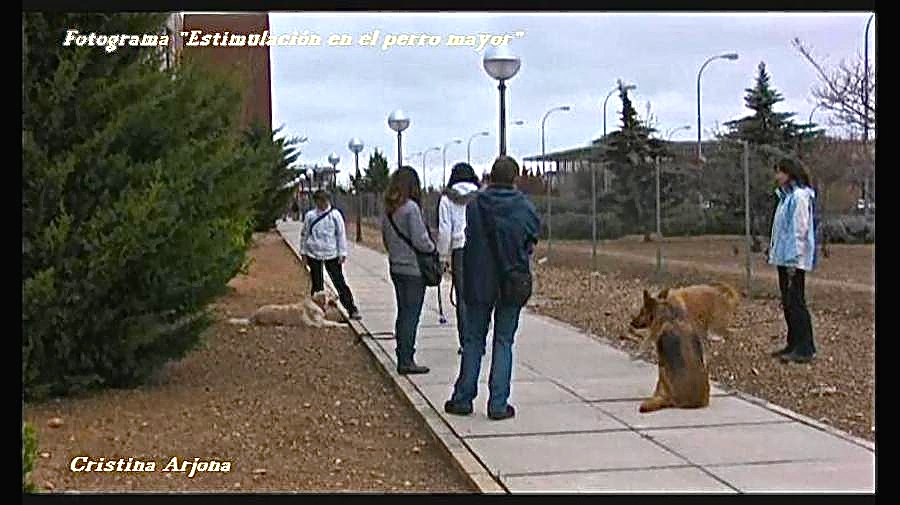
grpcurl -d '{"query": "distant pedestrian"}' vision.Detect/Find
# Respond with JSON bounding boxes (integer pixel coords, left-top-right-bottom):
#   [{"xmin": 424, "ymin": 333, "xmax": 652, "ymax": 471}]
[
  {"xmin": 444, "ymin": 156, "xmax": 540, "ymax": 420},
  {"xmin": 382, "ymin": 166, "xmax": 437, "ymax": 375},
  {"xmin": 437, "ymin": 162, "xmax": 481, "ymax": 354},
  {"xmin": 299, "ymin": 190, "xmax": 361, "ymax": 320},
  {"xmin": 768, "ymin": 157, "xmax": 817, "ymax": 363}
]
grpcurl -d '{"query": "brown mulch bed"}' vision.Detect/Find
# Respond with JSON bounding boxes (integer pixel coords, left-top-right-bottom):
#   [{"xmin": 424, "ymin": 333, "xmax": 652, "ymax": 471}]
[
  {"xmin": 358, "ymin": 223, "xmax": 874, "ymax": 443},
  {"xmin": 23, "ymin": 232, "xmax": 476, "ymax": 493}
]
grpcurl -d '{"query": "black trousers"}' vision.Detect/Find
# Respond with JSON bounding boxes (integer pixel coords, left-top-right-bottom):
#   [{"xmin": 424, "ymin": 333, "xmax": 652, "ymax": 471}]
[
  {"xmin": 777, "ymin": 266, "xmax": 816, "ymax": 357},
  {"xmin": 451, "ymin": 248, "xmax": 466, "ymax": 347},
  {"xmin": 306, "ymin": 256, "xmax": 358, "ymax": 314}
]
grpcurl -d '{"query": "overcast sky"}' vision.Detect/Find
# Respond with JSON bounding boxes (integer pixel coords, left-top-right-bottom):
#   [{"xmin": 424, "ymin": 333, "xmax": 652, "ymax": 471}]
[{"xmin": 267, "ymin": 12, "xmax": 875, "ymax": 185}]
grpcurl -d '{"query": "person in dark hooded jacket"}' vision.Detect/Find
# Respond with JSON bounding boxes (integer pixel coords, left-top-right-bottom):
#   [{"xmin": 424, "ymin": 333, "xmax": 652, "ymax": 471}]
[
  {"xmin": 444, "ymin": 156, "xmax": 540, "ymax": 421},
  {"xmin": 437, "ymin": 162, "xmax": 481, "ymax": 354}
]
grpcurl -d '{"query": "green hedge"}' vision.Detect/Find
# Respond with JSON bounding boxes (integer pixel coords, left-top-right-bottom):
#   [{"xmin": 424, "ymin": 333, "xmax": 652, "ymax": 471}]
[
  {"xmin": 23, "ymin": 422, "xmax": 38, "ymax": 492},
  {"xmin": 23, "ymin": 14, "xmax": 269, "ymax": 399}
]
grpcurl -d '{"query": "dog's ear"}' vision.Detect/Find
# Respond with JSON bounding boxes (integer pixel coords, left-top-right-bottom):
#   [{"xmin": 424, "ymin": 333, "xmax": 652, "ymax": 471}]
[
  {"xmin": 643, "ymin": 289, "xmax": 652, "ymax": 303},
  {"xmin": 657, "ymin": 288, "xmax": 669, "ymax": 299}
]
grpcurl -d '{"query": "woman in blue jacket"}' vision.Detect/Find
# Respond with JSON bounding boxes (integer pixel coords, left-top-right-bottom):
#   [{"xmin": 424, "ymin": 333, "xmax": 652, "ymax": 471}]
[{"xmin": 768, "ymin": 158, "xmax": 817, "ymax": 363}]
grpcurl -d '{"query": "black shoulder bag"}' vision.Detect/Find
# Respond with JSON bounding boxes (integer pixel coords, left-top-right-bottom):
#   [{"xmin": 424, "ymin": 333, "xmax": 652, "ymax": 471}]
[
  {"xmin": 481, "ymin": 202, "xmax": 533, "ymax": 307},
  {"xmin": 308, "ymin": 208, "xmax": 334, "ymax": 233},
  {"xmin": 387, "ymin": 210, "xmax": 443, "ymax": 287}
]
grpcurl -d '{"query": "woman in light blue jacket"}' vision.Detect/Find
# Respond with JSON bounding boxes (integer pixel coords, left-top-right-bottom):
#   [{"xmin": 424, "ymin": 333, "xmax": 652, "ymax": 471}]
[{"xmin": 768, "ymin": 158, "xmax": 817, "ymax": 363}]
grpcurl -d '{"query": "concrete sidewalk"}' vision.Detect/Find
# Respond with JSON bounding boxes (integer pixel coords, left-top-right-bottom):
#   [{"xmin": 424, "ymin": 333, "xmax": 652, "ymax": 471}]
[{"xmin": 277, "ymin": 221, "xmax": 875, "ymax": 493}]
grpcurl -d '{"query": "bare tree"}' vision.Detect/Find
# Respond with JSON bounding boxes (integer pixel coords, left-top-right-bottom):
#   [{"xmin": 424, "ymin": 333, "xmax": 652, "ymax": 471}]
[{"xmin": 792, "ymin": 38, "xmax": 875, "ymax": 136}]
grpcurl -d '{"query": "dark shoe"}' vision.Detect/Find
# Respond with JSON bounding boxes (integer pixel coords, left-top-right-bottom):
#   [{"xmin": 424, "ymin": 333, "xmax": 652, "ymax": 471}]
[
  {"xmin": 488, "ymin": 405, "xmax": 516, "ymax": 421},
  {"xmin": 349, "ymin": 310, "xmax": 362, "ymax": 320},
  {"xmin": 444, "ymin": 400, "xmax": 473, "ymax": 416},
  {"xmin": 780, "ymin": 352, "xmax": 816, "ymax": 364},
  {"xmin": 397, "ymin": 363, "xmax": 430, "ymax": 375},
  {"xmin": 770, "ymin": 346, "xmax": 793, "ymax": 357}
]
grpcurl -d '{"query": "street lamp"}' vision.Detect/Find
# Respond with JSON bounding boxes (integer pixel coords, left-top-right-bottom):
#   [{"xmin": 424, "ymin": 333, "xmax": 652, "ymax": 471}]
[
  {"xmin": 422, "ymin": 146, "xmax": 440, "ymax": 191},
  {"xmin": 327, "ymin": 152, "xmax": 340, "ymax": 191},
  {"xmin": 863, "ymin": 13, "xmax": 875, "ymax": 219},
  {"xmin": 388, "ymin": 109, "xmax": 410, "ymax": 170},
  {"xmin": 696, "ymin": 52, "xmax": 739, "ymax": 163},
  {"xmin": 467, "ymin": 131, "xmax": 490, "ymax": 164},
  {"xmin": 541, "ymin": 105, "xmax": 572, "ymax": 262},
  {"xmin": 666, "ymin": 125, "xmax": 692, "ymax": 141},
  {"xmin": 483, "ymin": 45, "xmax": 521, "ymax": 156},
  {"xmin": 696, "ymin": 52, "xmax": 738, "ymax": 232},
  {"xmin": 348, "ymin": 138, "xmax": 364, "ymax": 243},
  {"xmin": 442, "ymin": 138, "xmax": 463, "ymax": 189}
]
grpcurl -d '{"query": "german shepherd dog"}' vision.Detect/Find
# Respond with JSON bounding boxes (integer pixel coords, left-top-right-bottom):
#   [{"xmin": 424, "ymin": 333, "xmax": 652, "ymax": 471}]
[
  {"xmin": 630, "ymin": 282, "xmax": 741, "ymax": 352},
  {"xmin": 634, "ymin": 300, "xmax": 710, "ymax": 413}
]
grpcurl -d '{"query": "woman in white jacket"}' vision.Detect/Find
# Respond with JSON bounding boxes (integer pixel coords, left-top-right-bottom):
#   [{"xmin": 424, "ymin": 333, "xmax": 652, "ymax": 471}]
[
  {"xmin": 300, "ymin": 190, "xmax": 361, "ymax": 320},
  {"xmin": 437, "ymin": 163, "xmax": 481, "ymax": 353}
]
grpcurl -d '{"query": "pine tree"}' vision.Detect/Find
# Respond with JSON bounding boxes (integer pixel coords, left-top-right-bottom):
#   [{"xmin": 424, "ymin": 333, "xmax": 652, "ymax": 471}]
[
  {"xmin": 363, "ymin": 149, "xmax": 390, "ymax": 194},
  {"xmin": 707, "ymin": 62, "xmax": 818, "ymax": 249},
  {"xmin": 604, "ymin": 80, "xmax": 668, "ymax": 234},
  {"xmin": 245, "ymin": 124, "xmax": 304, "ymax": 231}
]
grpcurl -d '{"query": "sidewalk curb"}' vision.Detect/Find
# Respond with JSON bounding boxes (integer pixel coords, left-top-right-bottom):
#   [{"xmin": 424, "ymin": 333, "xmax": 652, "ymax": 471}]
[{"xmin": 276, "ymin": 227, "xmax": 506, "ymax": 494}]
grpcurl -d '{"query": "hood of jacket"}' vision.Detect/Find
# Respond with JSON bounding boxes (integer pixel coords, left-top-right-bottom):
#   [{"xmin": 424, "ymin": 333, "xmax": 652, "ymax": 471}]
[
  {"xmin": 775, "ymin": 183, "xmax": 816, "ymax": 201},
  {"xmin": 444, "ymin": 181, "xmax": 480, "ymax": 205},
  {"xmin": 476, "ymin": 185, "xmax": 540, "ymax": 236}
]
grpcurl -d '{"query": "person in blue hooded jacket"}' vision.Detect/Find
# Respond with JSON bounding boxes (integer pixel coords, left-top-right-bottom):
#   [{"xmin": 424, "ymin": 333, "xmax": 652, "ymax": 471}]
[
  {"xmin": 768, "ymin": 157, "xmax": 817, "ymax": 364},
  {"xmin": 444, "ymin": 156, "xmax": 540, "ymax": 421}
]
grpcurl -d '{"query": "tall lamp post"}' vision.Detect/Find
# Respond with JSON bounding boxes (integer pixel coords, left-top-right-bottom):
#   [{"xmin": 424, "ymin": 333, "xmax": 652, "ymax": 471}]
[
  {"xmin": 388, "ymin": 109, "xmax": 410, "ymax": 170},
  {"xmin": 467, "ymin": 131, "xmax": 490, "ymax": 164},
  {"xmin": 348, "ymin": 138, "xmax": 364, "ymax": 243},
  {"xmin": 696, "ymin": 52, "xmax": 739, "ymax": 164},
  {"xmin": 483, "ymin": 45, "xmax": 522, "ymax": 156},
  {"xmin": 542, "ymin": 105, "xmax": 571, "ymax": 262},
  {"xmin": 442, "ymin": 138, "xmax": 463, "ymax": 189},
  {"xmin": 327, "ymin": 153, "xmax": 340, "ymax": 191},
  {"xmin": 421, "ymin": 147, "xmax": 440, "ymax": 191},
  {"xmin": 696, "ymin": 52, "xmax": 738, "ymax": 232},
  {"xmin": 863, "ymin": 13, "xmax": 875, "ymax": 219}
]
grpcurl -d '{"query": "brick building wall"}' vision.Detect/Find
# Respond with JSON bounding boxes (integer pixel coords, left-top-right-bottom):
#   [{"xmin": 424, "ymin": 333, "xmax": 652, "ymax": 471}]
[{"xmin": 179, "ymin": 13, "xmax": 273, "ymax": 131}]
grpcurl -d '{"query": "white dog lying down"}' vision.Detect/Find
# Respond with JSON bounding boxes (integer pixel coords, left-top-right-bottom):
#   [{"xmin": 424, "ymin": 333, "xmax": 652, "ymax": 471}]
[{"xmin": 248, "ymin": 291, "xmax": 347, "ymax": 328}]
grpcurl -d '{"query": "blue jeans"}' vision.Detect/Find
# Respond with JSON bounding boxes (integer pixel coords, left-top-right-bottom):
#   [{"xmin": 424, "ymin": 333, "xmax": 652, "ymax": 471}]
[
  {"xmin": 391, "ymin": 273, "xmax": 426, "ymax": 367},
  {"xmin": 450, "ymin": 302, "xmax": 522, "ymax": 414}
]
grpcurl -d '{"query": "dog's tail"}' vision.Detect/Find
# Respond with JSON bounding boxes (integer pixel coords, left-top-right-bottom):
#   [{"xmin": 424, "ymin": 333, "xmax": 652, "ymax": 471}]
[{"xmin": 709, "ymin": 281, "xmax": 742, "ymax": 305}]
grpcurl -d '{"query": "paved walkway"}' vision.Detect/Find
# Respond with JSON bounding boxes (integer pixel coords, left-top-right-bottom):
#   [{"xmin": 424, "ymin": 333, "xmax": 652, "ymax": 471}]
[{"xmin": 277, "ymin": 221, "xmax": 875, "ymax": 493}]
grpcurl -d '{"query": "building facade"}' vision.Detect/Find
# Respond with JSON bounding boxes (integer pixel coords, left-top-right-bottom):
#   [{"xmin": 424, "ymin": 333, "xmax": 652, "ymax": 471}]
[{"xmin": 171, "ymin": 12, "xmax": 273, "ymax": 131}]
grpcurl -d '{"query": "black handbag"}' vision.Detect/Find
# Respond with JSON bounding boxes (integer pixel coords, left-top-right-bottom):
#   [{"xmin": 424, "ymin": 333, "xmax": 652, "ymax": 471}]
[
  {"xmin": 482, "ymin": 201, "xmax": 533, "ymax": 307},
  {"xmin": 387, "ymin": 211, "xmax": 443, "ymax": 287}
]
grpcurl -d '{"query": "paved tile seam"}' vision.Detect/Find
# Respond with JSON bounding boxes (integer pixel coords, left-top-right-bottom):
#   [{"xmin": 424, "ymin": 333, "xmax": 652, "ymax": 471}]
[
  {"xmin": 277, "ymin": 228, "xmax": 505, "ymax": 494},
  {"xmin": 498, "ymin": 463, "xmax": 701, "ymax": 479},
  {"xmin": 702, "ymin": 457, "xmax": 849, "ymax": 469},
  {"xmin": 462, "ymin": 427, "xmax": 634, "ymax": 440}
]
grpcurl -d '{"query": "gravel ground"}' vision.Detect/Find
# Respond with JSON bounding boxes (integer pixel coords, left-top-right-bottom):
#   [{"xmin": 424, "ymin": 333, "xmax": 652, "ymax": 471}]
[
  {"xmin": 358, "ymin": 223, "xmax": 874, "ymax": 443},
  {"xmin": 23, "ymin": 232, "xmax": 476, "ymax": 493}
]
